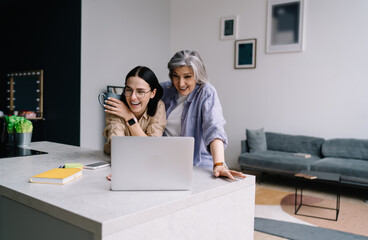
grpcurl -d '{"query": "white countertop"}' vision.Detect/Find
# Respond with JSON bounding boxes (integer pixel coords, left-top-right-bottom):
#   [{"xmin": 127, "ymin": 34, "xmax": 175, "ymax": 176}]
[{"xmin": 0, "ymin": 141, "xmax": 255, "ymax": 237}]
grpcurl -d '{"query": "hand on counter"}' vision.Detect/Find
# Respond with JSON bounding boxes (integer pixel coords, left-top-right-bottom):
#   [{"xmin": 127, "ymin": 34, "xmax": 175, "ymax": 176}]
[
  {"xmin": 213, "ymin": 166, "xmax": 246, "ymax": 180},
  {"xmin": 106, "ymin": 174, "xmax": 112, "ymax": 181}
]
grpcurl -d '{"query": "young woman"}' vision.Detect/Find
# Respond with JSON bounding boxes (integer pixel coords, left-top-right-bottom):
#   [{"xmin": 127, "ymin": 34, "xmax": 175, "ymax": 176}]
[{"xmin": 103, "ymin": 66, "xmax": 166, "ymax": 154}]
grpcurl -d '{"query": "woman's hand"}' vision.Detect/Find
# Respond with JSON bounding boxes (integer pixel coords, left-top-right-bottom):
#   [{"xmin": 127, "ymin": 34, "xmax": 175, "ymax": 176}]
[
  {"xmin": 106, "ymin": 174, "xmax": 111, "ymax": 181},
  {"xmin": 213, "ymin": 165, "xmax": 246, "ymax": 180},
  {"xmin": 104, "ymin": 97, "xmax": 134, "ymax": 121},
  {"xmin": 210, "ymin": 139, "xmax": 246, "ymax": 180}
]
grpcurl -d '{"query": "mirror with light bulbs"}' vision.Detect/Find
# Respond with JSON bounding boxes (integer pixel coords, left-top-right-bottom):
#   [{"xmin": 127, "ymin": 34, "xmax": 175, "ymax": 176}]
[{"xmin": 7, "ymin": 70, "xmax": 44, "ymax": 119}]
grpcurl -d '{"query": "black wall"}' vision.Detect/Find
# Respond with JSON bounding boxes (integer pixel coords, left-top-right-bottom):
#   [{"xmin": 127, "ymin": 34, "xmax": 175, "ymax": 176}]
[{"xmin": 0, "ymin": 0, "xmax": 81, "ymax": 146}]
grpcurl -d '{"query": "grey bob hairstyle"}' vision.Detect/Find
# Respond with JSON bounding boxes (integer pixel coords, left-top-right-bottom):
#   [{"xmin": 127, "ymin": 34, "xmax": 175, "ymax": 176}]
[{"xmin": 167, "ymin": 50, "xmax": 208, "ymax": 84}]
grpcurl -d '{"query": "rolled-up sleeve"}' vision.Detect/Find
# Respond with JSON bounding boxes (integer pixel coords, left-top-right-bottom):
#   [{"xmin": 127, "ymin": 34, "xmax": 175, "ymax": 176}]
[
  {"xmin": 201, "ymin": 90, "xmax": 228, "ymax": 152},
  {"xmin": 103, "ymin": 113, "xmax": 126, "ymax": 154}
]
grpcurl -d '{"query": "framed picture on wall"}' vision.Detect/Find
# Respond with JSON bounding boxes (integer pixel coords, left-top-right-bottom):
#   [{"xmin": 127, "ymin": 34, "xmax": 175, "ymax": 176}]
[
  {"xmin": 234, "ymin": 39, "xmax": 257, "ymax": 69},
  {"xmin": 266, "ymin": 0, "xmax": 305, "ymax": 53},
  {"xmin": 107, "ymin": 85, "xmax": 124, "ymax": 94},
  {"xmin": 220, "ymin": 16, "xmax": 238, "ymax": 40}
]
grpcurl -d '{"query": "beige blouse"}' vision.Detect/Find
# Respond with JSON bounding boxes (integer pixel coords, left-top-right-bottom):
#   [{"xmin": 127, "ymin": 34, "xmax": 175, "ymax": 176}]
[{"xmin": 103, "ymin": 100, "xmax": 166, "ymax": 154}]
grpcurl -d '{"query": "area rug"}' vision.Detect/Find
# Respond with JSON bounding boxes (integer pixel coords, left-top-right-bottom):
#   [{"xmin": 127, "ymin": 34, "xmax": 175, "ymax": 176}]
[
  {"xmin": 255, "ymin": 186, "xmax": 368, "ymax": 237},
  {"xmin": 255, "ymin": 217, "xmax": 368, "ymax": 240}
]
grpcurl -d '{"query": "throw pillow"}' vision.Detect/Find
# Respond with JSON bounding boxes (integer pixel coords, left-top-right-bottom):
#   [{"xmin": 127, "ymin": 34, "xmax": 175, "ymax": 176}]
[{"xmin": 246, "ymin": 128, "xmax": 267, "ymax": 153}]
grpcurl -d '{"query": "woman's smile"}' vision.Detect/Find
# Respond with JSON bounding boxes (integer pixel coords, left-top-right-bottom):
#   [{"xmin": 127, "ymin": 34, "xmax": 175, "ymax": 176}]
[
  {"xmin": 172, "ymin": 66, "xmax": 196, "ymax": 96},
  {"xmin": 130, "ymin": 100, "xmax": 141, "ymax": 106},
  {"xmin": 125, "ymin": 76, "xmax": 155, "ymax": 119}
]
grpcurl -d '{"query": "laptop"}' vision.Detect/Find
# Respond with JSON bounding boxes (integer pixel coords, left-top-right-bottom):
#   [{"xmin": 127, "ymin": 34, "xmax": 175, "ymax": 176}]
[{"xmin": 110, "ymin": 136, "xmax": 194, "ymax": 191}]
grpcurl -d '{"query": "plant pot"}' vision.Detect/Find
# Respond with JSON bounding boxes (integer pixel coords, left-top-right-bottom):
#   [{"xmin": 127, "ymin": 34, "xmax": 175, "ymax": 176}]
[
  {"xmin": 15, "ymin": 132, "xmax": 32, "ymax": 147},
  {"xmin": 8, "ymin": 133, "xmax": 15, "ymax": 146}
]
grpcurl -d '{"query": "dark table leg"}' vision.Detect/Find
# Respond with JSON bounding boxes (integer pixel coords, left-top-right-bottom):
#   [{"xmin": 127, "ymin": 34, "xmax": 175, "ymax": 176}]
[{"xmin": 294, "ymin": 177, "xmax": 340, "ymax": 221}]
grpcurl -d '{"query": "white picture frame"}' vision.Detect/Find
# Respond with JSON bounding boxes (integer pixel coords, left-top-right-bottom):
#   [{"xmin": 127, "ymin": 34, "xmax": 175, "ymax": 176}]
[
  {"xmin": 220, "ymin": 16, "xmax": 238, "ymax": 40},
  {"xmin": 234, "ymin": 39, "xmax": 257, "ymax": 69},
  {"xmin": 266, "ymin": 0, "xmax": 305, "ymax": 53}
]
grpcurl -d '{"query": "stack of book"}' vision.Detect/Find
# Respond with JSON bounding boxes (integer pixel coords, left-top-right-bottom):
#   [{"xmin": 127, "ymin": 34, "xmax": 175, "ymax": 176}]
[
  {"xmin": 30, "ymin": 168, "xmax": 82, "ymax": 185},
  {"xmin": 293, "ymin": 153, "xmax": 311, "ymax": 158}
]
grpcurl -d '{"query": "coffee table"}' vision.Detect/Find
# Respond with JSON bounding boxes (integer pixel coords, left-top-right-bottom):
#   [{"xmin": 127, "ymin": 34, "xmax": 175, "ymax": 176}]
[{"xmin": 294, "ymin": 170, "xmax": 341, "ymax": 221}]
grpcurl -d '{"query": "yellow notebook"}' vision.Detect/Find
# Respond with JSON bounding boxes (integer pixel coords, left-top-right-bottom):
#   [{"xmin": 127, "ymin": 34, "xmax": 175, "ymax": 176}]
[{"xmin": 30, "ymin": 168, "xmax": 83, "ymax": 185}]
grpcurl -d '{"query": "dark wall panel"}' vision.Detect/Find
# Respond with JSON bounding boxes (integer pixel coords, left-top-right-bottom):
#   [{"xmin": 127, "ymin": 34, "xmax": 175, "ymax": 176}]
[{"xmin": 0, "ymin": 0, "xmax": 81, "ymax": 146}]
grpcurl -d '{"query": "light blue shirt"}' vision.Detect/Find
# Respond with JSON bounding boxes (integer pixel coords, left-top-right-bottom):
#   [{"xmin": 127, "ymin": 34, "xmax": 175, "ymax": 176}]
[{"xmin": 161, "ymin": 81, "xmax": 228, "ymax": 167}]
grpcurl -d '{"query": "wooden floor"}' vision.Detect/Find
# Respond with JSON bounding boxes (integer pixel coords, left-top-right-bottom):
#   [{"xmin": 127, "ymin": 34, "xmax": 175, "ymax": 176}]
[{"xmin": 254, "ymin": 230, "xmax": 288, "ymax": 240}]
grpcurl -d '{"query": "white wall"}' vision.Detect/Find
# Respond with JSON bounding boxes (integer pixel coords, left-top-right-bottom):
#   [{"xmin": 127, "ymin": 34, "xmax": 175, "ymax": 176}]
[
  {"xmin": 171, "ymin": 0, "xmax": 368, "ymax": 169},
  {"xmin": 81, "ymin": 0, "xmax": 368, "ymax": 170},
  {"xmin": 81, "ymin": 0, "xmax": 170, "ymax": 149}
]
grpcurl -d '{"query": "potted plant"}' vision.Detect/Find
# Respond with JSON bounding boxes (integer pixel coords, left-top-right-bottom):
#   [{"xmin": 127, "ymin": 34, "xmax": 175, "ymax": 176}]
[
  {"xmin": 5, "ymin": 116, "xmax": 33, "ymax": 146},
  {"xmin": 5, "ymin": 115, "xmax": 19, "ymax": 145}
]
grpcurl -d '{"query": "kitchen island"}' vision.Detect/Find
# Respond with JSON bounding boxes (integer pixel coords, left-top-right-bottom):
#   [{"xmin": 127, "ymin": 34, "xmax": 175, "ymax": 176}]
[{"xmin": 0, "ymin": 142, "xmax": 255, "ymax": 240}]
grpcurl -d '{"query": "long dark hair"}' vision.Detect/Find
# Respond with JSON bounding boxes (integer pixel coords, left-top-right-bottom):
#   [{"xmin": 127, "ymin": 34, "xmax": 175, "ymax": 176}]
[{"xmin": 121, "ymin": 66, "xmax": 163, "ymax": 116}]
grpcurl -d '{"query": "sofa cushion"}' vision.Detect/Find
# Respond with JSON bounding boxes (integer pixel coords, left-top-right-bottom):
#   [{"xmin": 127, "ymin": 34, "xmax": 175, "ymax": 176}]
[
  {"xmin": 322, "ymin": 139, "xmax": 368, "ymax": 160},
  {"xmin": 265, "ymin": 132, "xmax": 324, "ymax": 157},
  {"xmin": 310, "ymin": 157, "xmax": 368, "ymax": 179},
  {"xmin": 238, "ymin": 150, "xmax": 321, "ymax": 172},
  {"xmin": 246, "ymin": 128, "xmax": 267, "ymax": 153}
]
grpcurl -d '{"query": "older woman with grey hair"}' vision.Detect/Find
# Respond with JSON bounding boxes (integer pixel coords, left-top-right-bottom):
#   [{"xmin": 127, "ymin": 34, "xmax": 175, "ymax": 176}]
[{"xmin": 161, "ymin": 50, "xmax": 245, "ymax": 180}]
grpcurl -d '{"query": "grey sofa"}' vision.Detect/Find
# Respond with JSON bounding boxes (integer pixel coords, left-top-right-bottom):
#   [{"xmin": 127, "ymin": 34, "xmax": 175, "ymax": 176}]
[{"xmin": 238, "ymin": 129, "xmax": 368, "ymax": 192}]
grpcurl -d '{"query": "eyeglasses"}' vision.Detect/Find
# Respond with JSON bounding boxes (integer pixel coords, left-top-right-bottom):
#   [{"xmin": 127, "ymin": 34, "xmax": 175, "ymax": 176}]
[{"xmin": 123, "ymin": 87, "xmax": 151, "ymax": 99}]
